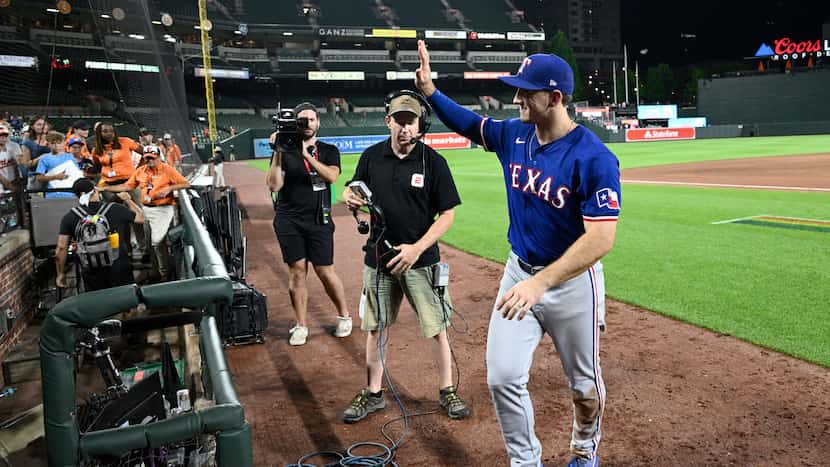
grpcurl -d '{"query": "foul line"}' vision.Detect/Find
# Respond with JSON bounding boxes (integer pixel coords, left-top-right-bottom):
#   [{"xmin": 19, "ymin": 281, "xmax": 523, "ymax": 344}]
[
  {"xmin": 710, "ymin": 214, "xmax": 769, "ymax": 225},
  {"xmin": 621, "ymin": 179, "xmax": 830, "ymax": 192}
]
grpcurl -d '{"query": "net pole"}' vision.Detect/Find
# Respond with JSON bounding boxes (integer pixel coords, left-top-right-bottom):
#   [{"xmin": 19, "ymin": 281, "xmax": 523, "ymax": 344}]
[{"xmin": 198, "ymin": 0, "xmax": 217, "ymax": 151}]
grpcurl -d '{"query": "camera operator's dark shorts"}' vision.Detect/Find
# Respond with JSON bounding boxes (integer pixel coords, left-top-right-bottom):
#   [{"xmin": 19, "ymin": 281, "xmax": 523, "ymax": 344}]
[{"xmin": 273, "ymin": 215, "xmax": 334, "ymax": 266}]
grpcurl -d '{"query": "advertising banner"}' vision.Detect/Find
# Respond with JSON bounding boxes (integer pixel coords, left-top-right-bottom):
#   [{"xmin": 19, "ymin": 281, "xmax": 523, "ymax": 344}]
[
  {"xmin": 667, "ymin": 117, "xmax": 707, "ymax": 128},
  {"xmin": 0, "ymin": 55, "xmax": 37, "ymax": 68},
  {"xmin": 317, "ymin": 27, "xmax": 366, "ymax": 38},
  {"xmin": 625, "ymin": 127, "xmax": 696, "ymax": 142},
  {"xmin": 422, "ymin": 132, "xmax": 471, "ymax": 149},
  {"xmin": 386, "ymin": 70, "xmax": 437, "ymax": 80},
  {"xmin": 318, "ymin": 135, "xmax": 388, "ymax": 154},
  {"xmin": 464, "ymin": 71, "xmax": 510, "ymax": 79},
  {"xmin": 195, "ymin": 68, "xmax": 249, "ymax": 79},
  {"xmin": 371, "ymin": 28, "xmax": 417, "ymax": 38},
  {"xmin": 637, "ymin": 104, "xmax": 678, "ymax": 120},
  {"xmin": 253, "ymin": 138, "xmax": 273, "ymax": 158},
  {"xmin": 507, "ymin": 32, "xmax": 546, "ymax": 41},
  {"xmin": 308, "ymin": 71, "xmax": 365, "ymax": 80},
  {"xmin": 316, "ymin": 132, "xmax": 471, "ymax": 154},
  {"xmin": 425, "ymin": 30, "xmax": 467, "ymax": 40},
  {"xmin": 468, "ymin": 32, "xmax": 506, "ymax": 40}
]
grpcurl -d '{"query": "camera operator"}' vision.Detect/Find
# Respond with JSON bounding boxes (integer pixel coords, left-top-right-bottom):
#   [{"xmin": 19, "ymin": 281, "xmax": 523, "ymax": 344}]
[
  {"xmin": 266, "ymin": 103, "xmax": 352, "ymax": 346},
  {"xmin": 339, "ymin": 92, "xmax": 469, "ymax": 423}
]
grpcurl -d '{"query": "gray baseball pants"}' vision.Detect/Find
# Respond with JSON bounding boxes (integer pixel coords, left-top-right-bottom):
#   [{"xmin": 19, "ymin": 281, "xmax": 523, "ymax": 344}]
[{"xmin": 487, "ymin": 252, "xmax": 606, "ymax": 466}]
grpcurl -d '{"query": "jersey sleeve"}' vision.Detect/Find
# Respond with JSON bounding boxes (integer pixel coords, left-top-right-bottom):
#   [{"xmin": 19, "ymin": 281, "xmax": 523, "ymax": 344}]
[
  {"xmin": 125, "ymin": 137, "xmax": 140, "ymax": 152},
  {"xmin": 322, "ymin": 144, "xmax": 341, "ymax": 170},
  {"xmin": 58, "ymin": 211, "xmax": 78, "ymax": 237},
  {"xmin": 167, "ymin": 165, "xmax": 188, "ymax": 185},
  {"xmin": 34, "ymin": 157, "xmax": 48, "ymax": 175},
  {"xmin": 479, "ymin": 118, "xmax": 515, "ymax": 156},
  {"xmin": 578, "ymin": 150, "xmax": 622, "ymax": 222}
]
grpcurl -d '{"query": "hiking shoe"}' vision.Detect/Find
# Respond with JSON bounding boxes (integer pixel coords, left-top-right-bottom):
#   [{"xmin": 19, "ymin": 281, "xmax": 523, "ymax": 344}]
[
  {"xmin": 288, "ymin": 325, "xmax": 308, "ymax": 346},
  {"xmin": 566, "ymin": 456, "xmax": 599, "ymax": 467},
  {"xmin": 342, "ymin": 389, "xmax": 385, "ymax": 423},
  {"xmin": 334, "ymin": 316, "xmax": 352, "ymax": 338},
  {"xmin": 439, "ymin": 386, "xmax": 470, "ymax": 420}
]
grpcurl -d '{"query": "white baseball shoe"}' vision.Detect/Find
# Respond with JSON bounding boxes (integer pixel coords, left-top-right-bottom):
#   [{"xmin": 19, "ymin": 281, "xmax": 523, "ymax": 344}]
[
  {"xmin": 334, "ymin": 316, "xmax": 352, "ymax": 338},
  {"xmin": 288, "ymin": 325, "xmax": 308, "ymax": 346}
]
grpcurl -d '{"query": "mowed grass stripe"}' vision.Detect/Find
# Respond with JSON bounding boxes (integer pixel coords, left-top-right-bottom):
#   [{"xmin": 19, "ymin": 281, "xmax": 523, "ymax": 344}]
[{"xmin": 247, "ymin": 135, "xmax": 830, "ymax": 366}]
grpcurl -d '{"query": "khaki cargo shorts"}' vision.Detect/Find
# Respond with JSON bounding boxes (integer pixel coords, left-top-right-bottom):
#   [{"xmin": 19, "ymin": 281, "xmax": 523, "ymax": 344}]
[{"xmin": 360, "ymin": 265, "xmax": 453, "ymax": 338}]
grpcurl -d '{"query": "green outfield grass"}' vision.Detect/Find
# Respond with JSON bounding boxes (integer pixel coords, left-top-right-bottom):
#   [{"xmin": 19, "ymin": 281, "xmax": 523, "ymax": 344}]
[{"xmin": 247, "ymin": 134, "xmax": 830, "ymax": 366}]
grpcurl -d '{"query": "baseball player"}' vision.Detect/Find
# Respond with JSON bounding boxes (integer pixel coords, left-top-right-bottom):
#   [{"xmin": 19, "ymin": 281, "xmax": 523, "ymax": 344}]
[{"xmin": 415, "ymin": 40, "xmax": 620, "ymax": 467}]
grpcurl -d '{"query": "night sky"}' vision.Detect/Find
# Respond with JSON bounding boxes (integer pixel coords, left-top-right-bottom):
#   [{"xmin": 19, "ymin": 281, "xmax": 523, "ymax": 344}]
[{"xmin": 621, "ymin": 0, "xmax": 830, "ymax": 66}]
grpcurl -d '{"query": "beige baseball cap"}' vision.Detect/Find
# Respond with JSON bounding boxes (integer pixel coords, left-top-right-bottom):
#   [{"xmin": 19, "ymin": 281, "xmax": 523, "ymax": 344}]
[{"xmin": 387, "ymin": 95, "xmax": 422, "ymax": 116}]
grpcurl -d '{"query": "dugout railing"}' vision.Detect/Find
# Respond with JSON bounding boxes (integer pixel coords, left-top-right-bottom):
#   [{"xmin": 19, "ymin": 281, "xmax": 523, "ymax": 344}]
[{"xmin": 39, "ymin": 188, "xmax": 253, "ymax": 467}]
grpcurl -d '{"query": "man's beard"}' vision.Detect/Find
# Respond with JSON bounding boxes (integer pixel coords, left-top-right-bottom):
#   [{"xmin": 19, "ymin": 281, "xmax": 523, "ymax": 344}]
[{"xmin": 302, "ymin": 129, "xmax": 317, "ymax": 141}]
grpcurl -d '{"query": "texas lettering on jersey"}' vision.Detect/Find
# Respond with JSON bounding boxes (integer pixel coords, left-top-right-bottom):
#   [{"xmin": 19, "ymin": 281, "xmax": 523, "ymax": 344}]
[{"xmin": 508, "ymin": 163, "xmax": 571, "ymax": 209}]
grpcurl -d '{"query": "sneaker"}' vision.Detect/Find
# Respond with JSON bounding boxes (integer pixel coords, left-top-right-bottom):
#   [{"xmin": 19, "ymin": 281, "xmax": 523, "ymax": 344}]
[
  {"xmin": 334, "ymin": 316, "xmax": 352, "ymax": 338},
  {"xmin": 342, "ymin": 389, "xmax": 385, "ymax": 423},
  {"xmin": 288, "ymin": 325, "xmax": 308, "ymax": 346},
  {"xmin": 566, "ymin": 456, "xmax": 599, "ymax": 467},
  {"xmin": 439, "ymin": 386, "xmax": 470, "ymax": 420}
]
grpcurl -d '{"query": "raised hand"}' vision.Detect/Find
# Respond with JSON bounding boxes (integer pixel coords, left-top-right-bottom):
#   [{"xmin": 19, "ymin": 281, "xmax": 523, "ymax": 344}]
[{"xmin": 415, "ymin": 40, "xmax": 436, "ymax": 97}]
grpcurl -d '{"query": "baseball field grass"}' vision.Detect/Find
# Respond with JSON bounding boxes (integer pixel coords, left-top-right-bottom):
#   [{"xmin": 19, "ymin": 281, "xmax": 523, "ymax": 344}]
[{"xmin": 247, "ymin": 134, "xmax": 830, "ymax": 366}]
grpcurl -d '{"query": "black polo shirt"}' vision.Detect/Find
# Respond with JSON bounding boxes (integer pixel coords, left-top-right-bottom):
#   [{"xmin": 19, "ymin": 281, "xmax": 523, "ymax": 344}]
[
  {"xmin": 349, "ymin": 139, "xmax": 461, "ymax": 269},
  {"xmin": 274, "ymin": 141, "xmax": 340, "ymax": 221}
]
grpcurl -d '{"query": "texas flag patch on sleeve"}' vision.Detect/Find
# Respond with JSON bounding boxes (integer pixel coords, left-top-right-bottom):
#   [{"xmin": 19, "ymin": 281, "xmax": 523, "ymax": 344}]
[{"xmin": 596, "ymin": 188, "xmax": 620, "ymax": 210}]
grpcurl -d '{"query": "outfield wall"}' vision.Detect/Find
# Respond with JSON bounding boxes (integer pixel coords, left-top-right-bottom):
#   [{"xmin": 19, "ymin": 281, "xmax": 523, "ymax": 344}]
[{"xmin": 698, "ymin": 69, "xmax": 830, "ymax": 125}]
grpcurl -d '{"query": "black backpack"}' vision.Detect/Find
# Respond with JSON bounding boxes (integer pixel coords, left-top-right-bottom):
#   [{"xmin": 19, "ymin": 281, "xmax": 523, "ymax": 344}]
[{"xmin": 72, "ymin": 203, "xmax": 119, "ymax": 269}]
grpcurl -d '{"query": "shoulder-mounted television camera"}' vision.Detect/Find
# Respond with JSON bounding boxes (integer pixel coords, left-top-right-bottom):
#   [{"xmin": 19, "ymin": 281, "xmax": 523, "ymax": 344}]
[{"xmin": 270, "ymin": 108, "xmax": 309, "ymax": 152}]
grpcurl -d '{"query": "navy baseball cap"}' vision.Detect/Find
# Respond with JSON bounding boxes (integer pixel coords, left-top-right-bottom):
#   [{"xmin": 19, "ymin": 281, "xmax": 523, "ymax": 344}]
[{"xmin": 499, "ymin": 54, "xmax": 575, "ymax": 95}]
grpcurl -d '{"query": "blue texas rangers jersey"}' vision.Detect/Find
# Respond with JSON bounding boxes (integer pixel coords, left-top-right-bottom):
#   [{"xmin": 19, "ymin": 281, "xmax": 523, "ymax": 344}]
[{"xmin": 479, "ymin": 119, "xmax": 621, "ymax": 266}]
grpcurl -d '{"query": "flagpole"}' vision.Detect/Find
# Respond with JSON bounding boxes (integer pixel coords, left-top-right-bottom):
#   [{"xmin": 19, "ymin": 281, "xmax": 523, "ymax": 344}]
[
  {"xmin": 623, "ymin": 44, "xmax": 629, "ymax": 105},
  {"xmin": 612, "ymin": 60, "xmax": 618, "ymax": 105}
]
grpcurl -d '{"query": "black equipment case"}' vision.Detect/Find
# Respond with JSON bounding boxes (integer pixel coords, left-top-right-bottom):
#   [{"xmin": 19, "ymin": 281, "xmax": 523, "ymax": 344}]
[{"xmin": 217, "ymin": 280, "xmax": 268, "ymax": 345}]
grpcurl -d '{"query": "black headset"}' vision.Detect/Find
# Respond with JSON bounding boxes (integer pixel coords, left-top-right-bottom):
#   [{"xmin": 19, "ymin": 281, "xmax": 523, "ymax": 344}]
[{"xmin": 384, "ymin": 89, "xmax": 433, "ymax": 136}]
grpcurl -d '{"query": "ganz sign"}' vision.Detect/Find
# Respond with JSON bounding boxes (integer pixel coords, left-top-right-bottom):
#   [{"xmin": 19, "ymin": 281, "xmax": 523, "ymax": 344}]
[{"xmin": 754, "ymin": 38, "xmax": 830, "ymax": 60}]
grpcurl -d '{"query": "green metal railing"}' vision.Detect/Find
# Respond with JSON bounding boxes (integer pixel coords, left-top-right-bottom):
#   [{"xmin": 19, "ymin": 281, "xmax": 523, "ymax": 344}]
[{"xmin": 40, "ymin": 191, "xmax": 253, "ymax": 467}]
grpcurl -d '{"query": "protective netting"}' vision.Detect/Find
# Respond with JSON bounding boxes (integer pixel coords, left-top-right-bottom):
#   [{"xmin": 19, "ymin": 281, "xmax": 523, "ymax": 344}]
[{"xmin": 0, "ymin": 0, "xmax": 196, "ymax": 168}]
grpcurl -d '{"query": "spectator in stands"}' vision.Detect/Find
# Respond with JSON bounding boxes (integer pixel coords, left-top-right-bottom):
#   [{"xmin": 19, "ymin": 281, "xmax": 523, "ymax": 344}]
[
  {"xmin": 339, "ymin": 92, "xmax": 468, "ymax": 423},
  {"xmin": 266, "ymin": 103, "xmax": 352, "ymax": 346},
  {"xmin": 92, "ymin": 122, "xmax": 147, "ymax": 255},
  {"xmin": 138, "ymin": 127, "xmax": 155, "ymax": 147},
  {"xmin": 19, "ymin": 116, "xmax": 51, "ymax": 190},
  {"xmin": 161, "ymin": 133, "xmax": 182, "ymax": 168},
  {"xmin": 0, "ymin": 125, "xmax": 21, "ymax": 193},
  {"xmin": 35, "ymin": 131, "xmax": 85, "ymax": 199},
  {"xmin": 55, "ymin": 178, "xmax": 144, "ymax": 291},
  {"xmin": 229, "ymin": 126, "xmax": 236, "ymax": 137},
  {"xmin": 209, "ymin": 146, "xmax": 225, "ymax": 187},
  {"xmin": 99, "ymin": 146, "xmax": 190, "ymax": 280},
  {"xmin": 64, "ymin": 120, "xmax": 91, "ymax": 159}
]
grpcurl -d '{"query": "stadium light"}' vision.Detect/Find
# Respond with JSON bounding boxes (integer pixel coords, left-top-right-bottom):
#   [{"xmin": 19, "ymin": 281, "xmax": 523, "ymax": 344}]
[
  {"xmin": 234, "ymin": 30, "xmax": 242, "ymax": 34},
  {"xmin": 100, "ymin": 14, "xmax": 111, "ymax": 19},
  {"xmin": 152, "ymin": 20, "xmax": 162, "ymax": 25},
  {"xmin": 282, "ymin": 32, "xmax": 294, "ymax": 36},
  {"xmin": 46, "ymin": 8, "xmax": 59, "ymax": 13},
  {"xmin": 194, "ymin": 26, "xmax": 202, "ymax": 30}
]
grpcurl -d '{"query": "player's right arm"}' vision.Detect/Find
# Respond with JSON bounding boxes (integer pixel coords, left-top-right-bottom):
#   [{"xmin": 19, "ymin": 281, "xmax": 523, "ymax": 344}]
[{"xmin": 416, "ymin": 40, "xmax": 510, "ymax": 154}]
